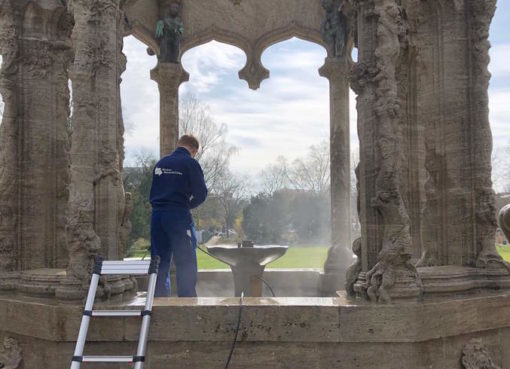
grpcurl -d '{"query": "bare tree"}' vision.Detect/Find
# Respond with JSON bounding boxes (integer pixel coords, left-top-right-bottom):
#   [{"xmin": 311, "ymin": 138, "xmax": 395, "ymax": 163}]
[
  {"xmin": 287, "ymin": 140, "xmax": 330, "ymax": 194},
  {"xmin": 492, "ymin": 145, "xmax": 510, "ymax": 193},
  {"xmin": 259, "ymin": 156, "xmax": 289, "ymax": 195},
  {"xmin": 213, "ymin": 170, "xmax": 248, "ymax": 238},
  {"xmin": 179, "ymin": 94, "xmax": 237, "ymax": 189}
]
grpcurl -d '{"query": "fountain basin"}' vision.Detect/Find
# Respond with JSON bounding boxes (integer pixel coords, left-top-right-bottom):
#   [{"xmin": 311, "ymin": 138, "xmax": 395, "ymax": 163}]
[{"xmin": 206, "ymin": 244, "xmax": 288, "ymax": 297}]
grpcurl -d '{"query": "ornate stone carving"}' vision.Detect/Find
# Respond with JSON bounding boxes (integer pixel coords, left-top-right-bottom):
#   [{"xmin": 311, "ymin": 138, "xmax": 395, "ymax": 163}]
[
  {"xmin": 345, "ymin": 237, "xmax": 361, "ymax": 295},
  {"xmin": 357, "ymin": 0, "xmax": 421, "ymax": 302},
  {"xmin": 60, "ymin": 0, "xmax": 128, "ymax": 298},
  {"xmin": 349, "ymin": 61, "xmax": 378, "ymax": 95},
  {"xmin": 119, "ymin": 192, "xmax": 133, "ymax": 257},
  {"xmin": 0, "ymin": 337, "xmax": 22, "ymax": 369},
  {"xmin": 461, "ymin": 338, "xmax": 500, "ymax": 369}
]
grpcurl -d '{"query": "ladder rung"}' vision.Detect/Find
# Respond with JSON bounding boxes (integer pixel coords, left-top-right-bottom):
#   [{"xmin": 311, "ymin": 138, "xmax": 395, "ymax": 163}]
[
  {"xmin": 91, "ymin": 310, "xmax": 143, "ymax": 317},
  {"xmin": 99, "ymin": 261, "xmax": 153, "ymax": 275},
  {"xmin": 102, "ymin": 261, "xmax": 151, "ymax": 266},
  {"xmin": 100, "ymin": 269, "xmax": 151, "ymax": 275},
  {"xmin": 82, "ymin": 356, "xmax": 135, "ymax": 363}
]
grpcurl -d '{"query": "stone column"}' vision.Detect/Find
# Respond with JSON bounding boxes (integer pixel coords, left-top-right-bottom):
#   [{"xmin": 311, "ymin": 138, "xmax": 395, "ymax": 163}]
[
  {"xmin": 350, "ymin": 0, "xmax": 421, "ymax": 302},
  {"xmin": 150, "ymin": 63, "xmax": 189, "ymax": 157},
  {"xmin": 319, "ymin": 57, "xmax": 352, "ymax": 294},
  {"xmin": 19, "ymin": 5, "xmax": 73, "ymax": 271},
  {"xmin": 0, "ymin": 2, "xmax": 22, "ymax": 289},
  {"xmin": 0, "ymin": 1, "xmax": 72, "ymax": 291},
  {"xmin": 57, "ymin": 0, "xmax": 130, "ymax": 299}
]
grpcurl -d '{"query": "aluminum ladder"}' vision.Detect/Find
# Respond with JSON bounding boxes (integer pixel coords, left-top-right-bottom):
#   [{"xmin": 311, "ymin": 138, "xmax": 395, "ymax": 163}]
[{"xmin": 70, "ymin": 256, "xmax": 160, "ymax": 369}]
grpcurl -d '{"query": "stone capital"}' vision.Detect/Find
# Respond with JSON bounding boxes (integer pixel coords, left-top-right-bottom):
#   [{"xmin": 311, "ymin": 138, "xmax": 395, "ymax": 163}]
[
  {"xmin": 319, "ymin": 57, "xmax": 350, "ymax": 81},
  {"xmin": 150, "ymin": 62, "xmax": 190, "ymax": 91}
]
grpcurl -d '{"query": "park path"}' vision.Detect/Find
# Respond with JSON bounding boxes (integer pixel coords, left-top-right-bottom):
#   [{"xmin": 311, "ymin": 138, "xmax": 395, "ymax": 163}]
[{"xmin": 204, "ymin": 235, "xmax": 220, "ymax": 246}]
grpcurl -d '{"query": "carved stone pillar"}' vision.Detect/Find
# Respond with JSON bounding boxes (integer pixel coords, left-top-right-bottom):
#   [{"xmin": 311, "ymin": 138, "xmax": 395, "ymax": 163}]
[
  {"xmin": 0, "ymin": 1, "xmax": 72, "ymax": 291},
  {"xmin": 57, "ymin": 0, "xmax": 134, "ymax": 299},
  {"xmin": 350, "ymin": 0, "xmax": 421, "ymax": 302},
  {"xmin": 150, "ymin": 63, "xmax": 189, "ymax": 157},
  {"xmin": 0, "ymin": 2, "xmax": 22, "ymax": 289},
  {"xmin": 319, "ymin": 57, "xmax": 351, "ymax": 294},
  {"xmin": 19, "ymin": 4, "xmax": 73, "ymax": 271}
]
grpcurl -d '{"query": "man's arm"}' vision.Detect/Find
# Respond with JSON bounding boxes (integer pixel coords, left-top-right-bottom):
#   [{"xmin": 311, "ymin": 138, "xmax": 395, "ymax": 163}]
[{"xmin": 189, "ymin": 160, "xmax": 208, "ymax": 209}]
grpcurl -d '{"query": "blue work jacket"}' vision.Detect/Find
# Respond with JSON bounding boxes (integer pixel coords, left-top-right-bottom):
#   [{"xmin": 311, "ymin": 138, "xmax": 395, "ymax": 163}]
[{"xmin": 149, "ymin": 147, "xmax": 208, "ymax": 212}]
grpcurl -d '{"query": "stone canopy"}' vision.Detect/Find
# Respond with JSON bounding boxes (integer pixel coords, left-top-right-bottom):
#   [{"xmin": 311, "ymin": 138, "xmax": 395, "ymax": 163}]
[{"xmin": 125, "ymin": 0, "xmax": 328, "ymax": 89}]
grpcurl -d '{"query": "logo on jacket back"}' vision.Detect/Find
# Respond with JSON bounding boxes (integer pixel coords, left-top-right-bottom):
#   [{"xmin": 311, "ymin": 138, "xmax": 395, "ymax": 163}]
[{"xmin": 155, "ymin": 167, "xmax": 183, "ymax": 176}]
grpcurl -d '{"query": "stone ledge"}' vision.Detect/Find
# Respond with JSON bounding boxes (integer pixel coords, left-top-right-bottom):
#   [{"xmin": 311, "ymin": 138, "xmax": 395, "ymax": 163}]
[{"xmin": 1, "ymin": 290, "xmax": 510, "ymax": 344}]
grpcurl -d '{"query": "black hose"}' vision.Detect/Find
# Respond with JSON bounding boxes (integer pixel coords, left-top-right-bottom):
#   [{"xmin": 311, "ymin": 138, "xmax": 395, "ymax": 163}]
[
  {"xmin": 254, "ymin": 276, "xmax": 276, "ymax": 297},
  {"xmin": 196, "ymin": 246, "xmax": 278, "ymax": 367},
  {"xmin": 225, "ymin": 291, "xmax": 243, "ymax": 369}
]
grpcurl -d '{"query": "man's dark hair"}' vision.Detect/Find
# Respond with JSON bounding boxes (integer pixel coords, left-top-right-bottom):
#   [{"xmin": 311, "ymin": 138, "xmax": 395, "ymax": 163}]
[{"xmin": 177, "ymin": 134, "xmax": 199, "ymax": 150}]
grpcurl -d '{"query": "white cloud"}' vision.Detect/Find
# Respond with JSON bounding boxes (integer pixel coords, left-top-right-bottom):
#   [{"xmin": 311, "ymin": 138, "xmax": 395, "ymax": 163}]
[
  {"xmin": 0, "ymin": 55, "xmax": 3, "ymax": 122},
  {"xmin": 490, "ymin": 88, "xmax": 510, "ymax": 148},
  {"xmin": 489, "ymin": 44, "xmax": 510, "ymax": 79},
  {"xmin": 121, "ymin": 36, "xmax": 160, "ymax": 165},
  {"xmin": 181, "ymin": 41, "xmax": 246, "ymax": 94}
]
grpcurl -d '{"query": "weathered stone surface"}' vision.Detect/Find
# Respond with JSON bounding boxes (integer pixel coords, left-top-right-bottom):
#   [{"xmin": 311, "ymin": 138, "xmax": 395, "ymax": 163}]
[
  {"xmin": 320, "ymin": 57, "xmax": 352, "ymax": 295},
  {"xmin": 402, "ymin": 0, "xmax": 500, "ymax": 270},
  {"xmin": 150, "ymin": 62, "xmax": 189, "ymax": 157},
  {"xmin": 2, "ymin": 292, "xmax": 510, "ymax": 368},
  {"xmin": 61, "ymin": 0, "xmax": 130, "ymax": 298},
  {"xmin": 0, "ymin": 0, "xmax": 72, "ymax": 286},
  {"xmin": 351, "ymin": 0, "xmax": 421, "ymax": 302},
  {"xmin": 0, "ymin": 1, "xmax": 21, "ymax": 280},
  {"xmin": 349, "ymin": 0, "xmax": 506, "ymax": 301},
  {"xmin": 461, "ymin": 338, "xmax": 501, "ymax": 369},
  {"xmin": 0, "ymin": 337, "xmax": 22, "ymax": 369}
]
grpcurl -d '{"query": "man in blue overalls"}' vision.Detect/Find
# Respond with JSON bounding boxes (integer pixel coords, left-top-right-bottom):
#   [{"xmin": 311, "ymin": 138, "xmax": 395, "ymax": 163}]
[{"xmin": 149, "ymin": 135, "xmax": 208, "ymax": 297}]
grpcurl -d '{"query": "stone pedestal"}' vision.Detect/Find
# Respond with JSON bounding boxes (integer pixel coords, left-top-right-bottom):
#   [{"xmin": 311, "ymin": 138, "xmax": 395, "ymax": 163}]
[
  {"xmin": 150, "ymin": 63, "xmax": 189, "ymax": 158},
  {"xmin": 319, "ymin": 57, "xmax": 351, "ymax": 294}
]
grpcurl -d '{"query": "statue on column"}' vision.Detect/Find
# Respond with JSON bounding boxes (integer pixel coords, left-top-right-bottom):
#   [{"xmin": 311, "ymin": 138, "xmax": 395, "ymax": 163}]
[
  {"xmin": 155, "ymin": 1, "xmax": 184, "ymax": 63},
  {"xmin": 320, "ymin": 0, "xmax": 347, "ymax": 58}
]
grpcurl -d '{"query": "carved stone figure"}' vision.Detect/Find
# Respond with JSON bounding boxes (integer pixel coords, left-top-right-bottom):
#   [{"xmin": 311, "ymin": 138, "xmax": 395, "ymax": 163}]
[
  {"xmin": 345, "ymin": 237, "xmax": 361, "ymax": 295},
  {"xmin": 0, "ymin": 337, "xmax": 22, "ymax": 369},
  {"xmin": 155, "ymin": 1, "xmax": 184, "ymax": 63},
  {"xmin": 461, "ymin": 338, "xmax": 500, "ymax": 369},
  {"xmin": 320, "ymin": 0, "xmax": 347, "ymax": 57},
  {"xmin": 119, "ymin": 192, "xmax": 133, "ymax": 257}
]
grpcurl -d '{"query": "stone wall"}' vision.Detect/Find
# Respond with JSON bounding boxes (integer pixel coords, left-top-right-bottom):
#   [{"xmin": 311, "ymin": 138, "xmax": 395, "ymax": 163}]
[{"xmin": 2, "ymin": 292, "xmax": 510, "ymax": 368}]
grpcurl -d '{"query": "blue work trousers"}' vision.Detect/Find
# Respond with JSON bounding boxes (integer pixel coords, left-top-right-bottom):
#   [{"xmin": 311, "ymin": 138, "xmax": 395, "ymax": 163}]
[{"xmin": 150, "ymin": 210, "xmax": 198, "ymax": 297}]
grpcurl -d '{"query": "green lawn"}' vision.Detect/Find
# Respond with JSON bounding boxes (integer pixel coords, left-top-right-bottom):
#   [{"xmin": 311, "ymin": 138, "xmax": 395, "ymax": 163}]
[
  {"xmin": 497, "ymin": 245, "xmax": 510, "ymax": 262},
  {"xmin": 197, "ymin": 246, "xmax": 329, "ymax": 269},
  {"xmin": 132, "ymin": 246, "xmax": 329, "ymax": 269}
]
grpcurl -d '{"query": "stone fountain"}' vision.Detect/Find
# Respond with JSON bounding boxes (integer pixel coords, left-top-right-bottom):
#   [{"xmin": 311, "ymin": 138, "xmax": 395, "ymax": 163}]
[{"xmin": 207, "ymin": 241, "xmax": 288, "ymax": 297}]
